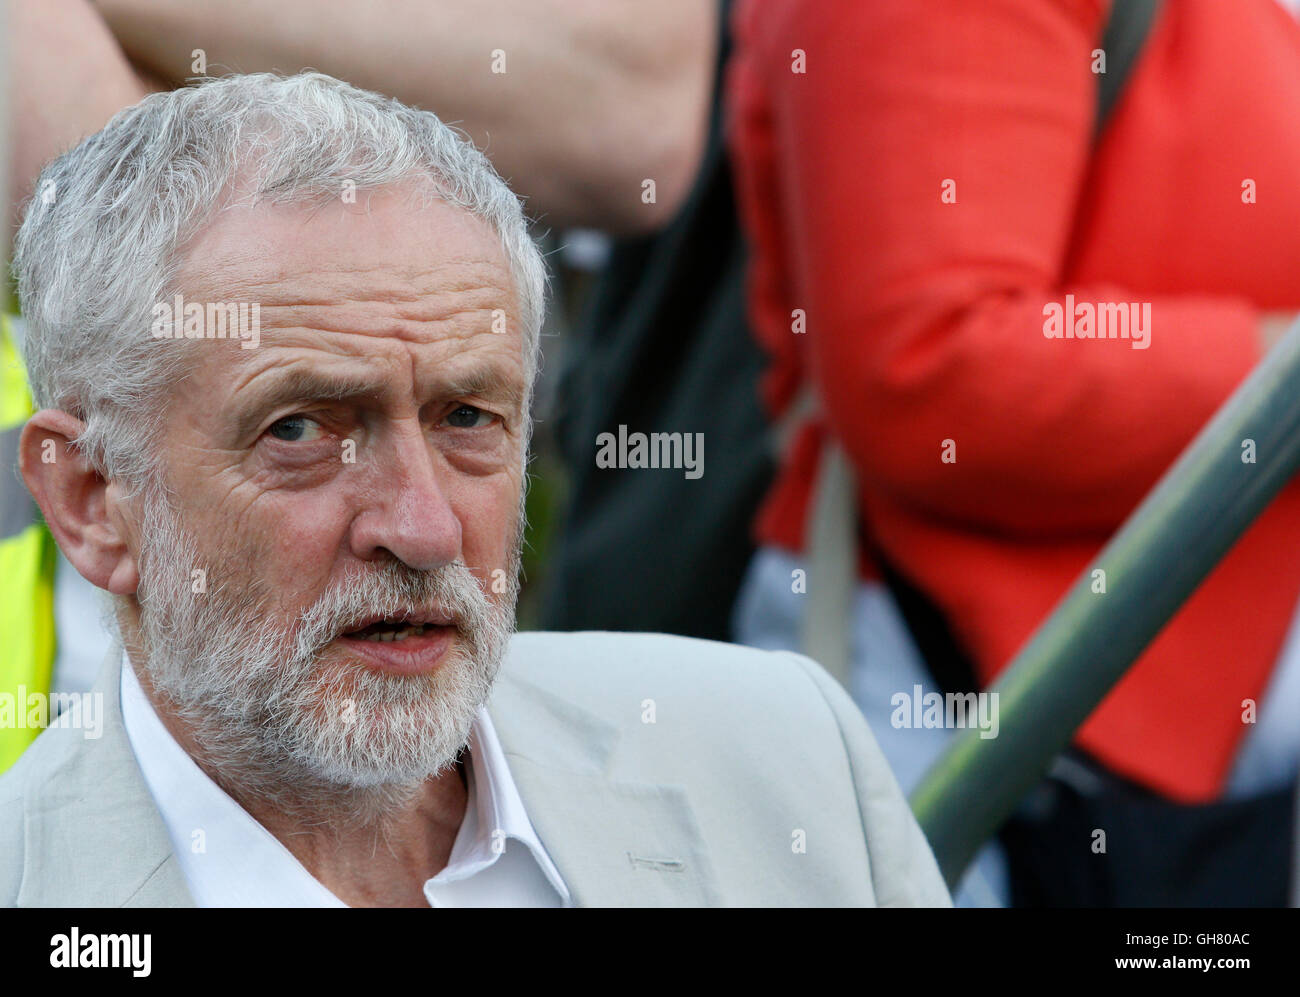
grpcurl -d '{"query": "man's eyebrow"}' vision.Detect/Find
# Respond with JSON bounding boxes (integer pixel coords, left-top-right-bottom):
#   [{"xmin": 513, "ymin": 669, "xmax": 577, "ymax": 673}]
[
  {"xmin": 230, "ymin": 364, "xmax": 525, "ymax": 439},
  {"xmin": 439, "ymin": 366, "xmax": 525, "ymax": 411},
  {"xmin": 232, "ymin": 369, "xmax": 390, "ymax": 438}
]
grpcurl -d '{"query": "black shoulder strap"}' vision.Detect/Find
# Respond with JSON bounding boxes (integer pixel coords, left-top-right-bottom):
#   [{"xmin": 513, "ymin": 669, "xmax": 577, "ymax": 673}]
[{"xmin": 1095, "ymin": 0, "xmax": 1163, "ymax": 141}]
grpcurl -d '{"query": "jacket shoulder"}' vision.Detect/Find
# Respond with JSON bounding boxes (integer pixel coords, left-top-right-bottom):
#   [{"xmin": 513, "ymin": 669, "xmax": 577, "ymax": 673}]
[
  {"xmin": 0, "ymin": 719, "xmax": 88, "ymax": 801},
  {"xmin": 501, "ymin": 630, "xmax": 830, "ymax": 720},
  {"xmin": 0, "ymin": 794, "xmax": 20, "ymax": 906},
  {"xmin": 498, "ymin": 631, "xmax": 951, "ymax": 906},
  {"xmin": 0, "ymin": 716, "xmax": 107, "ymax": 906}
]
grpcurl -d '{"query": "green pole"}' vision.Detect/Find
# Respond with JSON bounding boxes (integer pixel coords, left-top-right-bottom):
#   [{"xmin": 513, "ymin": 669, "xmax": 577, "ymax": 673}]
[{"xmin": 911, "ymin": 319, "xmax": 1300, "ymax": 889}]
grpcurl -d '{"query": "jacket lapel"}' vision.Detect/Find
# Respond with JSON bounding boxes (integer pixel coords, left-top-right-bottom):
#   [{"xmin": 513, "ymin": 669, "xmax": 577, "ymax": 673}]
[
  {"xmin": 20, "ymin": 649, "xmax": 720, "ymax": 907},
  {"xmin": 17, "ymin": 649, "xmax": 194, "ymax": 907},
  {"xmin": 487, "ymin": 670, "xmax": 722, "ymax": 907}
]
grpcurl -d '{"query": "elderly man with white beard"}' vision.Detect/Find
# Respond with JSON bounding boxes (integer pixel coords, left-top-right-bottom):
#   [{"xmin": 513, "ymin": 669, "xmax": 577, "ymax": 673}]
[{"xmin": 0, "ymin": 73, "xmax": 949, "ymax": 908}]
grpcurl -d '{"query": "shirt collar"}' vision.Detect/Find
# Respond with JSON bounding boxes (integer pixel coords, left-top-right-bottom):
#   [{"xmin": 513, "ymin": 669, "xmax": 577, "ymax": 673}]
[
  {"xmin": 428, "ymin": 701, "xmax": 570, "ymax": 901},
  {"xmin": 119, "ymin": 652, "xmax": 569, "ymax": 907}
]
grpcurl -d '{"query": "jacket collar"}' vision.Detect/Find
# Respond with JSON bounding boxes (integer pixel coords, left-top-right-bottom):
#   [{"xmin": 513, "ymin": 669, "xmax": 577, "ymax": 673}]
[
  {"xmin": 18, "ymin": 649, "xmax": 193, "ymax": 907},
  {"xmin": 486, "ymin": 668, "xmax": 721, "ymax": 906},
  {"xmin": 18, "ymin": 643, "xmax": 721, "ymax": 907}
]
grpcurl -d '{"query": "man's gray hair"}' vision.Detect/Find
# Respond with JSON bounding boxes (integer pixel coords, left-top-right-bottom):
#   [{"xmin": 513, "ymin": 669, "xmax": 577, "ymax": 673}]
[{"xmin": 12, "ymin": 72, "xmax": 546, "ymax": 488}]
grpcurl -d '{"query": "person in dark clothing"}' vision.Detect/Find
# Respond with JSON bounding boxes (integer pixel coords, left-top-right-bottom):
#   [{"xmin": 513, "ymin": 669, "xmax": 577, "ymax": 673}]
[{"xmin": 542, "ymin": 3, "xmax": 774, "ymax": 640}]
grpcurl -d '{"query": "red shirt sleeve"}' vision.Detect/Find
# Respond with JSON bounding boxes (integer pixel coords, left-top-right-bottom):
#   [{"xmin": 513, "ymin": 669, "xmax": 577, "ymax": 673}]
[{"xmin": 731, "ymin": 0, "xmax": 1262, "ymax": 537}]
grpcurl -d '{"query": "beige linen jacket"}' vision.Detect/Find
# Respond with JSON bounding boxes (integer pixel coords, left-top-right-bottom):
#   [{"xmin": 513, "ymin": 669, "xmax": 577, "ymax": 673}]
[{"xmin": 0, "ymin": 631, "xmax": 951, "ymax": 907}]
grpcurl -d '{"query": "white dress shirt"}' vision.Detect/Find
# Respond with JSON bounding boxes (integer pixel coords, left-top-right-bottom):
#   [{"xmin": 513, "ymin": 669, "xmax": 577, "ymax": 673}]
[{"xmin": 119, "ymin": 654, "xmax": 570, "ymax": 907}]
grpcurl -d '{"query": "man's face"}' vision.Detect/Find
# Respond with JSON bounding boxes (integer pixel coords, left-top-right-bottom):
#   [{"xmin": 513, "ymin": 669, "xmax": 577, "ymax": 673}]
[{"xmin": 127, "ymin": 186, "xmax": 528, "ymax": 795}]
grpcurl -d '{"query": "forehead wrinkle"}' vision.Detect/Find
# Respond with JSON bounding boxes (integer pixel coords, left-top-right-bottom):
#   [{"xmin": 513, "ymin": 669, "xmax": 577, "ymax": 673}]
[
  {"xmin": 187, "ymin": 254, "xmax": 511, "ymax": 306},
  {"xmin": 194, "ymin": 273, "xmax": 517, "ymax": 352},
  {"xmin": 176, "ymin": 226, "xmax": 520, "ymax": 346},
  {"xmin": 250, "ymin": 300, "xmax": 512, "ymax": 345}
]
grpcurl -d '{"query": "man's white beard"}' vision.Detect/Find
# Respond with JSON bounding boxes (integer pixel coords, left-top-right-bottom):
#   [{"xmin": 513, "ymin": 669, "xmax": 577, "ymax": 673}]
[{"xmin": 129, "ymin": 489, "xmax": 518, "ymax": 824}]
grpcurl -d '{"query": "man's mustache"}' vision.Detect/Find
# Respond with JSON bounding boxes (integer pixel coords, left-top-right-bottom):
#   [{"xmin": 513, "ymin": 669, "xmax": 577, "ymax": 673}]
[{"xmin": 291, "ymin": 560, "xmax": 490, "ymax": 656}]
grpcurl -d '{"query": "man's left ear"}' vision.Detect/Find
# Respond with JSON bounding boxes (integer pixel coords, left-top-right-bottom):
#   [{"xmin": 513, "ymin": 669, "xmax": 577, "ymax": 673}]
[{"xmin": 18, "ymin": 409, "xmax": 140, "ymax": 595}]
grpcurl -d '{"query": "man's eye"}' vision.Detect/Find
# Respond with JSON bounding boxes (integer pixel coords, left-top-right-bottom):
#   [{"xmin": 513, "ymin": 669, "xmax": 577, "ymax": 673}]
[
  {"xmin": 445, "ymin": 405, "xmax": 494, "ymax": 429},
  {"xmin": 267, "ymin": 416, "xmax": 327, "ymax": 442}
]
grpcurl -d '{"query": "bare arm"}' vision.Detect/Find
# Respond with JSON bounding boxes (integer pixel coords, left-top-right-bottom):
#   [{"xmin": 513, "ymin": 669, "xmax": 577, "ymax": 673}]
[
  {"xmin": 97, "ymin": 0, "xmax": 716, "ymax": 233},
  {"xmin": 7, "ymin": 0, "xmax": 161, "ymax": 238}
]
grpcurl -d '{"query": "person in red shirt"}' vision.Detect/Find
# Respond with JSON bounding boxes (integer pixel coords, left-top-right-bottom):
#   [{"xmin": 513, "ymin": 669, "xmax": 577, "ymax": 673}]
[{"xmin": 726, "ymin": 0, "xmax": 1300, "ymax": 905}]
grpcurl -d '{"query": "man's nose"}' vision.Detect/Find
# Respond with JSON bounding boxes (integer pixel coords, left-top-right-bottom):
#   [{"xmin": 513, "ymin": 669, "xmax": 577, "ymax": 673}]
[{"xmin": 348, "ymin": 425, "xmax": 461, "ymax": 571}]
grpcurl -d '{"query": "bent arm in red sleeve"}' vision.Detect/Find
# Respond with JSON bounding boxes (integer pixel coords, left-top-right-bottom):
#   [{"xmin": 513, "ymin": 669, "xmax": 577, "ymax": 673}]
[{"xmin": 744, "ymin": 0, "xmax": 1262, "ymax": 537}]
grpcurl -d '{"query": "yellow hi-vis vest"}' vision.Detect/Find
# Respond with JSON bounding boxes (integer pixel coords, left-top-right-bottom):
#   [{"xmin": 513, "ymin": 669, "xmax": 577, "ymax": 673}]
[{"xmin": 0, "ymin": 313, "xmax": 56, "ymax": 773}]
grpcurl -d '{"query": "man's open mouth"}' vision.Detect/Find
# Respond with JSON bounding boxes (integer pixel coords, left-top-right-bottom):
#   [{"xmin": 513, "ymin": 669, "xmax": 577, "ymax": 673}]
[
  {"xmin": 345, "ymin": 621, "xmax": 446, "ymax": 643},
  {"xmin": 339, "ymin": 613, "xmax": 457, "ymax": 644}
]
